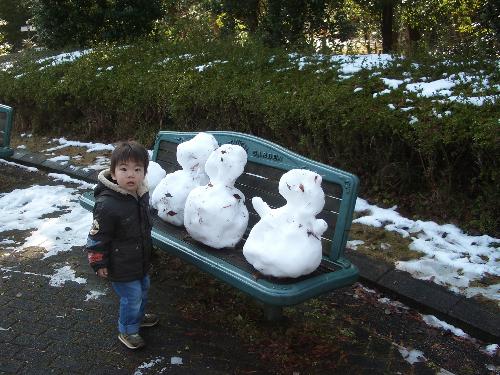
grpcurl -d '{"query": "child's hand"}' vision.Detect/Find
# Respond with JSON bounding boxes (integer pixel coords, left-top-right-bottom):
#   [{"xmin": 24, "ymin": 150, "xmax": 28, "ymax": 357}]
[{"xmin": 97, "ymin": 268, "xmax": 108, "ymax": 278}]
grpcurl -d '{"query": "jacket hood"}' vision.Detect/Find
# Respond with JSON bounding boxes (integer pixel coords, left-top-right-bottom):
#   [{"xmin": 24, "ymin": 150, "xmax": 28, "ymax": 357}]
[{"xmin": 96, "ymin": 169, "xmax": 149, "ymax": 198}]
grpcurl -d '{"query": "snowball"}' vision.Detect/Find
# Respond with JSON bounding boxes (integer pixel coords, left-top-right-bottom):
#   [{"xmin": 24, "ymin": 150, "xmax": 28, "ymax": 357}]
[
  {"xmin": 184, "ymin": 144, "xmax": 248, "ymax": 248},
  {"xmin": 177, "ymin": 132, "xmax": 219, "ymax": 172},
  {"xmin": 146, "ymin": 161, "xmax": 166, "ymax": 193},
  {"xmin": 243, "ymin": 169, "xmax": 327, "ymax": 278},
  {"xmin": 152, "ymin": 170, "xmax": 200, "ymax": 225},
  {"xmin": 204, "ymin": 144, "xmax": 247, "ymax": 185}
]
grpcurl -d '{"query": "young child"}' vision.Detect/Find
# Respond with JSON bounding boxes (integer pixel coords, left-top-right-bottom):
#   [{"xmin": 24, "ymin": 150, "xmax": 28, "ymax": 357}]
[{"xmin": 86, "ymin": 140, "xmax": 158, "ymax": 350}]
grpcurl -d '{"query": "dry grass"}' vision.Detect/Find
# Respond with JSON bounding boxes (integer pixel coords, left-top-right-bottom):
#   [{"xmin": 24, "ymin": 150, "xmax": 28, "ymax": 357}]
[{"xmin": 348, "ymin": 223, "xmax": 423, "ymax": 264}]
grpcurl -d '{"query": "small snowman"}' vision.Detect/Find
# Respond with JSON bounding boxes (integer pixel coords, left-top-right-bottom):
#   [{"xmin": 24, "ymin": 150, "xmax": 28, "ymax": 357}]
[
  {"xmin": 243, "ymin": 169, "xmax": 328, "ymax": 278},
  {"xmin": 146, "ymin": 161, "xmax": 166, "ymax": 195},
  {"xmin": 151, "ymin": 132, "xmax": 218, "ymax": 226},
  {"xmin": 184, "ymin": 144, "xmax": 249, "ymax": 249}
]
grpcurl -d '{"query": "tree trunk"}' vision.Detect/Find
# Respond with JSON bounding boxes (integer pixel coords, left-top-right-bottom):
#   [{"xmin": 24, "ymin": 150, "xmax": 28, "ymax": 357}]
[
  {"xmin": 381, "ymin": 3, "xmax": 394, "ymax": 53},
  {"xmin": 407, "ymin": 26, "xmax": 421, "ymax": 55}
]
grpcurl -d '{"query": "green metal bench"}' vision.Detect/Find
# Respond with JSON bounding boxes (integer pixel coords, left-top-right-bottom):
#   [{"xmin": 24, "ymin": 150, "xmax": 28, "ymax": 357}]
[
  {"xmin": 0, "ymin": 104, "xmax": 14, "ymax": 158},
  {"xmin": 80, "ymin": 131, "xmax": 360, "ymax": 319}
]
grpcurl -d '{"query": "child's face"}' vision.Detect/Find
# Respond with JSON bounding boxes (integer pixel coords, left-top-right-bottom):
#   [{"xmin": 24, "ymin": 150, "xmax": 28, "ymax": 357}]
[{"xmin": 111, "ymin": 159, "xmax": 146, "ymax": 194}]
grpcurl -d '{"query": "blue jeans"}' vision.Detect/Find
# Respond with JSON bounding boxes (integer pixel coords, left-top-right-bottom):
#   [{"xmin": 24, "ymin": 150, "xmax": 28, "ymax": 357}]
[{"xmin": 112, "ymin": 275, "xmax": 150, "ymax": 334}]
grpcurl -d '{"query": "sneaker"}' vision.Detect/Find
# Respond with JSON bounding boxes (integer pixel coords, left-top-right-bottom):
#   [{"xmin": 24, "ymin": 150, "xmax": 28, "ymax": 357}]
[
  {"xmin": 118, "ymin": 333, "xmax": 145, "ymax": 349},
  {"xmin": 141, "ymin": 313, "xmax": 159, "ymax": 328}
]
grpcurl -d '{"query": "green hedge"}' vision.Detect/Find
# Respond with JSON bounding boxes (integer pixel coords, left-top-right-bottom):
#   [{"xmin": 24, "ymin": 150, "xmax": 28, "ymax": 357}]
[{"xmin": 0, "ymin": 39, "xmax": 498, "ymax": 235}]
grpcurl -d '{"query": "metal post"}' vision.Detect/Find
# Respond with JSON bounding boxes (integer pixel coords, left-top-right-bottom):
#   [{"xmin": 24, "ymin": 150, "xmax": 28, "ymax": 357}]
[{"xmin": 0, "ymin": 104, "xmax": 14, "ymax": 158}]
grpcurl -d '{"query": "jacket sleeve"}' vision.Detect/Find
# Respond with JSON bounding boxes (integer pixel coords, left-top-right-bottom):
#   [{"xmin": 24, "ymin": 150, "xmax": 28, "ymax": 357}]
[{"xmin": 86, "ymin": 199, "xmax": 115, "ymax": 272}]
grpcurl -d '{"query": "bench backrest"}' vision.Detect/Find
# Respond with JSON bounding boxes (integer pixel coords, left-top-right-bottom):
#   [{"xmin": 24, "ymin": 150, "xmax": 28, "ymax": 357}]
[
  {"xmin": 152, "ymin": 131, "xmax": 359, "ymax": 262},
  {"xmin": 0, "ymin": 104, "xmax": 13, "ymax": 148}
]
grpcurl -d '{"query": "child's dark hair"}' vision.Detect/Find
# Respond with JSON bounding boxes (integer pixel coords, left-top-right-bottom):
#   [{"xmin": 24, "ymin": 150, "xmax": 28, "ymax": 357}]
[{"xmin": 110, "ymin": 141, "xmax": 149, "ymax": 173}]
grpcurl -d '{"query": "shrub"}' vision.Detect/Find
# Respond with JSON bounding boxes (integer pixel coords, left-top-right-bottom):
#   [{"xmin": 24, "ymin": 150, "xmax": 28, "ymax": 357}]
[
  {"xmin": 0, "ymin": 39, "xmax": 498, "ymax": 235},
  {"xmin": 31, "ymin": 0, "xmax": 164, "ymax": 48}
]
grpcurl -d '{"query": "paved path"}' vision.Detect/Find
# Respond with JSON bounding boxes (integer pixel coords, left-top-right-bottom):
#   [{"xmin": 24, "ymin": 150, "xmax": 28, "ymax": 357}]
[{"xmin": 0, "ymin": 159, "xmax": 498, "ymax": 374}]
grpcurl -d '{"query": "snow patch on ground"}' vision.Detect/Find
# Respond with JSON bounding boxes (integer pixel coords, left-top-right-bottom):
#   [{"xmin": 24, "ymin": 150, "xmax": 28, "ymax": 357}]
[
  {"xmin": 483, "ymin": 344, "xmax": 499, "ymax": 356},
  {"xmin": 133, "ymin": 357, "xmax": 166, "ymax": 374},
  {"xmin": 396, "ymin": 345, "xmax": 426, "ymax": 364},
  {"xmin": 48, "ymin": 173, "xmax": 96, "ymax": 190},
  {"xmin": 0, "ymin": 185, "xmax": 91, "ymax": 258},
  {"xmin": 85, "ymin": 290, "xmax": 106, "ymax": 301},
  {"xmin": 87, "ymin": 155, "xmax": 110, "ymax": 170},
  {"xmin": 46, "ymin": 155, "xmax": 70, "ymax": 163},
  {"xmin": 346, "ymin": 239, "xmax": 365, "ymax": 250},
  {"xmin": 354, "ymin": 198, "xmax": 499, "ymax": 302},
  {"xmin": 170, "ymin": 357, "xmax": 183, "ymax": 365},
  {"xmin": 49, "ymin": 265, "xmax": 86, "ymax": 287},
  {"xmin": 45, "ymin": 137, "xmax": 114, "ymax": 153},
  {"xmin": 421, "ymin": 314, "xmax": 469, "ymax": 338},
  {"xmin": 0, "ymin": 158, "xmax": 39, "ymax": 172}
]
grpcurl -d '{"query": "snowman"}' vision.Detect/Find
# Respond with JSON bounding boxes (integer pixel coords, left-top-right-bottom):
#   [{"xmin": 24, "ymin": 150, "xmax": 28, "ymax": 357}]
[
  {"xmin": 184, "ymin": 144, "xmax": 249, "ymax": 249},
  {"xmin": 146, "ymin": 160, "xmax": 166, "ymax": 195},
  {"xmin": 151, "ymin": 132, "xmax": 218, "ymax": 226},
  {"xmin": 243, "ymin": 169, "xmax": 328, "ymax": 278}
]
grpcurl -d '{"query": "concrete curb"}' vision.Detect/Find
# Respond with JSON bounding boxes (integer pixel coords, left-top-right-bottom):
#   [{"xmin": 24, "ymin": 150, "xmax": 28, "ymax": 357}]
[
  {"xmin": 347, "ymin": 252, "xmax": 499, "ymax": 343},
  {"xmin": 4, "ymin": 149, "xmax": 499, "ymax": 343}
]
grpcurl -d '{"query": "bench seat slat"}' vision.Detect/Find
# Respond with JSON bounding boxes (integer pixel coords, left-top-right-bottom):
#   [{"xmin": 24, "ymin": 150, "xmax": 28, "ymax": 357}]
[
  {"xmin": 158, "ymin": 140, "xmax": 178, "ymax": 153},
  {"xmin": 236, "ymin": 179, "xmax": 342, "ymax": 217},
  {"xmin": 244, "ymin": 161, "xmax": 343, "ymax": 198},
  {"xmin": 153, "ymin": 158, "xmax": 178, "ymax": 173}
]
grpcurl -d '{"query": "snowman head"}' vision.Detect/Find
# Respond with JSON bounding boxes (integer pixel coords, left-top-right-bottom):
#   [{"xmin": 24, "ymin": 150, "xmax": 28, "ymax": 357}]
[
  {"xmin": 177, "ymin": 132, "xmax": 218, "ymax": 173},
  {"xmin": 205, "ymin": 144, "xmax": 247, "ymax": 185},
  {"xmin": 278, "ymin": 169, "xmax": 325, "ymax": 215}
]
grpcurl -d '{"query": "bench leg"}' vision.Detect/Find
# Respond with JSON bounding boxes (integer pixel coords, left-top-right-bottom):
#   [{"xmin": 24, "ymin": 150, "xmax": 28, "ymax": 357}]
[{"xmin": 262, "ymin": 305, "xmax": 283, "ymax": 321}]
